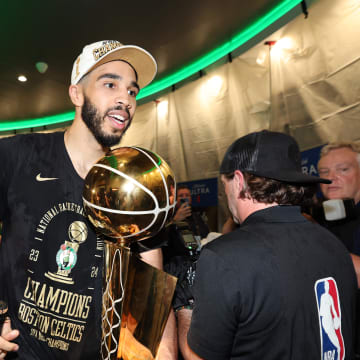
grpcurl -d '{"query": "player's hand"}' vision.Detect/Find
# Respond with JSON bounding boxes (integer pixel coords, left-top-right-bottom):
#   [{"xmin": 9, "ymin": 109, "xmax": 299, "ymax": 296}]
[
  {"xmin": 0, "ymin": 318, "xmax": 19, "ymax": 358},
  {"xmin": 174, "ymin": 203, "xmax": 192, "ymax": 222}
]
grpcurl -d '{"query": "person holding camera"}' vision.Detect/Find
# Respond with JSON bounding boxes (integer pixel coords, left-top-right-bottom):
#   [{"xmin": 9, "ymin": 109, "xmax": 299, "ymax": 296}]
[
  {"xmin": 172, "ymin": 185, "xmax": 209, "ymax": 240},
  {"xmin": 161, "ymin": 185, "xmax": 209, "ymax": 359}
]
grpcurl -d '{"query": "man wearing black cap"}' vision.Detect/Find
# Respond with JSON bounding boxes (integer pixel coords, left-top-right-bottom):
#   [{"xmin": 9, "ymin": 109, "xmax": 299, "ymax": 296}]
[{"xmin": 180, "ymin": 130, "xmax": 357, "ymax": 359}]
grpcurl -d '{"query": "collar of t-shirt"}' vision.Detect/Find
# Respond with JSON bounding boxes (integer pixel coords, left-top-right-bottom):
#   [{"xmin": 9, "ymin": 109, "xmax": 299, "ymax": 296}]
[{"xmin": 242, "ymin": 205, "xmax": 305, "ymax": 226}]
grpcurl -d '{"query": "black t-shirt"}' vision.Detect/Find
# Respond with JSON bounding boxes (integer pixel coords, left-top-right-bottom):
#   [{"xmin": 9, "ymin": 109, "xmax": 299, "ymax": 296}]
[
  {"xmin": 317, "ymin": 203, "xmax": 360, "ymax": 255},
  {"xmin": 0, "ymin": 132, "xmax": 102, "ymax": 359},
  {"xmin": 188, "ymin": 206, "xmax": 357, "ymax": 360}
]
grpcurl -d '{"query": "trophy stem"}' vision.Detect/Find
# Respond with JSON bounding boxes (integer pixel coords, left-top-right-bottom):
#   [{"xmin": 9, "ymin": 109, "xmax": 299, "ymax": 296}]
[
  {"xmin": 100, "ymin": 237, "xmax": 177, "ymax": 360},
  {"xmin": 101, "ymin": 239, "xmax": 130, "ymax": 360}
]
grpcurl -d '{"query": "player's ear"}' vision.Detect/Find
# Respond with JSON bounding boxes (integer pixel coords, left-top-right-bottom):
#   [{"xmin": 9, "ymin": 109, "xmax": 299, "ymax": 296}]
[{"xmin": 69, "ymin": 84, "xmax": 84, "ymax": 107}]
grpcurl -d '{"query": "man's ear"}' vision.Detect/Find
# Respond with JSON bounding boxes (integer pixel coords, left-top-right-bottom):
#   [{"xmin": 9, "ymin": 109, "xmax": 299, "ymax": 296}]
[
  {"xmin": 233, "ymin": 170, "xmax": 246, "ymax": 198},
  {"xmin": 69, "ymin": 84, "xmax": 84, "ymax": 107}
]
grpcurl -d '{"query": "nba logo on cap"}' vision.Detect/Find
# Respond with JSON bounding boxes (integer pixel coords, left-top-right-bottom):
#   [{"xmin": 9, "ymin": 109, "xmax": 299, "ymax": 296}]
[{"xmin": 315, "ymin": 277, "xmax": 345, "ymax": 360}]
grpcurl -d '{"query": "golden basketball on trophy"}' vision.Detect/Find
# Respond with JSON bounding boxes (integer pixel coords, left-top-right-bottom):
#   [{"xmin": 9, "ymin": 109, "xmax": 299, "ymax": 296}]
[
  {"xmin": 83, "ymin": 146, "xmax": 176, "ymax": 242},
  {"xmin": 83, "ymin": 146, "xmax": 177, "ymax": 360}
]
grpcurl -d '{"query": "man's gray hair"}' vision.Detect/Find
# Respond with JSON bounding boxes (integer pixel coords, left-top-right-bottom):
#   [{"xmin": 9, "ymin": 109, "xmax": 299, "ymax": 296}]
[{"xmin": 320, "ymin": 141, "xmax": 360, "ymax": 166}]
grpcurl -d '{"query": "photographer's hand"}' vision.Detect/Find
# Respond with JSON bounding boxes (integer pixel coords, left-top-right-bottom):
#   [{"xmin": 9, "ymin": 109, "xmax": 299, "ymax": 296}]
[{"xmin": 173, "ymin": 204, "xmax": 192, "ymax": 222}]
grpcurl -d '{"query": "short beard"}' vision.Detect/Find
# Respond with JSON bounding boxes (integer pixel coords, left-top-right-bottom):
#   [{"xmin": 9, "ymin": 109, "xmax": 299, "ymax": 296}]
[{"xmin": 81, "ymin": 96, "xmax": 132, "ymax": 148}]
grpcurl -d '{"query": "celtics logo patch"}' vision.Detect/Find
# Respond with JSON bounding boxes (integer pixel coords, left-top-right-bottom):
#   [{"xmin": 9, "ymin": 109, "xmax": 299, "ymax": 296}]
[
  {"xmin": 45, "ymin": 221, "xmax": 88, "ymax": 284},
  {"xmin": 56, "ymin": 245, "xmax": 77, "ymax": 271}
]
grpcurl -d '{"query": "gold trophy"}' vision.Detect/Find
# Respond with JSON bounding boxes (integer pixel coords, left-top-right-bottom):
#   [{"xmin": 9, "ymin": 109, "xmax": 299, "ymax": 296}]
[{"xmin": 83, "ymin": 147, "xmax": 177, "ymax": 359}]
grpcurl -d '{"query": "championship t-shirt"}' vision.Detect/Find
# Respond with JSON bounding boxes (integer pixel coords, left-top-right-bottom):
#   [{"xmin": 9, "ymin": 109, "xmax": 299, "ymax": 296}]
[{"xmin": 0, "ymin": 132, "xmax": 103, "ymax": 359}]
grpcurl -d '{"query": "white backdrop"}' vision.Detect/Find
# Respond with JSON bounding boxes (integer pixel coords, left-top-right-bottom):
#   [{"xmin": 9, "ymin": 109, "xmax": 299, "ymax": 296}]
[
  {"xmin": 120, "ymin": 0, "xmax": 360, "ymax": 225},
  {"xmin": 121, "ymin": 0, "xmax": 360, "ymax": 184}
]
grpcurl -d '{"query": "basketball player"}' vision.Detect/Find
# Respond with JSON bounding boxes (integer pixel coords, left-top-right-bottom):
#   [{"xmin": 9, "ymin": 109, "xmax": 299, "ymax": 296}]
[{"xmin": 0, "ymin": 41, "xmax": 176, "ymax": 359}]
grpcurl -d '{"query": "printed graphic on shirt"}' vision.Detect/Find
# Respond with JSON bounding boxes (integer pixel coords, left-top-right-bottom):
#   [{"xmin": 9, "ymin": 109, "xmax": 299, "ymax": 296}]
[
  {"xmin": 45, "ymin": 221, "xmax": 88, "ymax": 285},
  {"xmin": 315, "ymin": 277, "xmax": 345, "ymax": 360},
  {"xmin": 17, "ymin": 202, "xmax": 102, "ymax": 352}
]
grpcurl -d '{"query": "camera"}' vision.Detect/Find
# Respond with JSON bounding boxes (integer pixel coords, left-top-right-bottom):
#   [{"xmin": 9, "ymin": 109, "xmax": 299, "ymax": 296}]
[
  {"xmin": 180, "ymin": 198, "xmax": 189, "ymax": 205},
  {"xmin": 165, "ymin": 221, "xmax": 201, "ymax": 259}
]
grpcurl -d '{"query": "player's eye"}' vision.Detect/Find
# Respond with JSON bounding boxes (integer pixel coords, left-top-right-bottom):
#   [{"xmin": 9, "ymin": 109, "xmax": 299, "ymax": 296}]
[
  {"xmin": 105, "ymin": 82, "xmax": 115, "ymax": 89},
  {"xmin": 128, "ymin": 89, "xmax": 138, "ymax": 97}
]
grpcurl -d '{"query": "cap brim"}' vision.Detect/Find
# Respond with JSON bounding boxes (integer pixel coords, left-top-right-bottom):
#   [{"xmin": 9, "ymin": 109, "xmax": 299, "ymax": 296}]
[{"xmin": 88, "ymin": 45, "xmax": 157, "ymax": 89}]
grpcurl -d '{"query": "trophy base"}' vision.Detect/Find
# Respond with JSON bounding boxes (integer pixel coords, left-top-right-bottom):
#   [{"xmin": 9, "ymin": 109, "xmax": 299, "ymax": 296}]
[{"xmin": 101, "ymin": 242, "xmax": 177, "ymax": 360}]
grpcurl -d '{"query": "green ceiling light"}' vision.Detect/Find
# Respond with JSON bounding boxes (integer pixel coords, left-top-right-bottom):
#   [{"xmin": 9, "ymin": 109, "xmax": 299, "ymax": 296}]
[
  {"xmin": 137, "ymin": 0, "xmax": 302, "ymax": 99},
  {"xmin": 0, "ymin": 111, "xmax": 75, "ymax": 131},
  {"xmin": 0, "ymin": 0, "xmax": 302, "ymax": 132}
]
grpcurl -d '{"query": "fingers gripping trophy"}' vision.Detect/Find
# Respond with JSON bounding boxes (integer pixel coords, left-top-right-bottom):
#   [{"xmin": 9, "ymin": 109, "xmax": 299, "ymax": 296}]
[{"xmin": 83, "ymin": 147, "xmax": 177, "ymax": 359}]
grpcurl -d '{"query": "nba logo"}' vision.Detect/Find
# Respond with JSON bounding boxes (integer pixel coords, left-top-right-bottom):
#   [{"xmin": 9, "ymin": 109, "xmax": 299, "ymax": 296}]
[{"xmin": 315, "ymin": 277, "xmax": 345, "ymax": 360}]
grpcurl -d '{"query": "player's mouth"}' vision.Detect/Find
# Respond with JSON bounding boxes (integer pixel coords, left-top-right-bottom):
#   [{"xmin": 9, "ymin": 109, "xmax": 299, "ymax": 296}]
[{"xmin": 107, "ymin": 112, "xmax": 128, "ymax": 130}]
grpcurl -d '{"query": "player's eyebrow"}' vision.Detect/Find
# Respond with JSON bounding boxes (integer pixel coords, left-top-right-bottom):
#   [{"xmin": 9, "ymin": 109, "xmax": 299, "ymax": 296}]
[
  {"xmin": 96, "ymin": 73, "xmax": 121, "ymax": 81},
  {"xmin": 96, "ymin": 73, "xmax": 140, "ymax": 91}
]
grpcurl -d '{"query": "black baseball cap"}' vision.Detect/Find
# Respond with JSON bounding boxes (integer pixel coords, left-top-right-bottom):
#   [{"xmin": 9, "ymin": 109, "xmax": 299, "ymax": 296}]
[{"xmin": 220, "ymin": 130, "xmax": 331, "ymax": 184}]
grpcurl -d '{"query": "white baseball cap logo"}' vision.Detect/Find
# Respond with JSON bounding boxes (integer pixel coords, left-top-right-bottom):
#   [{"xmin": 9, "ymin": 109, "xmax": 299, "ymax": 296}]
[{"xmin": 71, "ymin": 40, "xmax": 157, "ymax": 89}]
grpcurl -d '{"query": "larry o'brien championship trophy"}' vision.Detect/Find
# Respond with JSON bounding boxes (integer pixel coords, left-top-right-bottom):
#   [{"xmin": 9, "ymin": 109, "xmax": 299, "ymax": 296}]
[{"xmin": 82, "ymin": 146, "xmax": 177, "ymax": 360}]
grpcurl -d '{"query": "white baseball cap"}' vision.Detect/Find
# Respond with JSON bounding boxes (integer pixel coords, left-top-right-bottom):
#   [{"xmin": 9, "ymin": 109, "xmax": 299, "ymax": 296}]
[{"xmin": 71, "ymin": 40, "xmax": 157, "ymax": 88}]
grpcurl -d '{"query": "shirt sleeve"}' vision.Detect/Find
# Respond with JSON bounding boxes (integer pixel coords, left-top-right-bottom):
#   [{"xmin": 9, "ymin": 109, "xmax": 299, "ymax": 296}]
[
  {"xmin": 0, "ymin": 136, "xmax": 18, "ymax": 220},
  {"xmin": 0, "ymin": 137, "xmax": 9, "ymax": 219}
]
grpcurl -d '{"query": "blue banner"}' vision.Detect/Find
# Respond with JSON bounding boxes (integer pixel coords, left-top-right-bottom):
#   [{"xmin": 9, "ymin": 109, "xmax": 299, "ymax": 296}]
[
  {"xmin": 178, "ymin": 178, "xmax": 218, "ymax": 207},
  {"xmin": 301, "ymin": 145, "xmax": 324, "ymax": 177}
]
